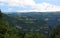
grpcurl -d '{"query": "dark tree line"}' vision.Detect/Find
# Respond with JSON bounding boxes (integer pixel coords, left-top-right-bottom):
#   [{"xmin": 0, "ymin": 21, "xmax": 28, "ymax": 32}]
[{"xmin": 50, "ymin": 25, "xmax": 60, "ymax": 38}]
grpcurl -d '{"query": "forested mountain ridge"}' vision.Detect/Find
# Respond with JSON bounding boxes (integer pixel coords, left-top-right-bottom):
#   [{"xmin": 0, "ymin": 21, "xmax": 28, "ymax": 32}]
[
  {"xmin": 1, "ymin": 10, "xmax": 60, "ymax": 38},
  {"xmin": 0, "ymin": 11, "xmax": 47, "ymax": 38},
  {"xmin": 2, "ymin": 12, "xmax": 60, "ymax": 32},
  {"xmin": 6, "ymin": 12, "xmax": 60, "ymax": 28},
  {"xmin": 4, "ymin": 13, "xmax": 48, "ymax": 32}
]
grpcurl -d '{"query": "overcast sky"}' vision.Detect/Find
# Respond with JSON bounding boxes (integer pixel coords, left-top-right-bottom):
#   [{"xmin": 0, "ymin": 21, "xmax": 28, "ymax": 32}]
[{"xmin": 0, "ymin": 0, "xmax": 60, "ymax": 12}]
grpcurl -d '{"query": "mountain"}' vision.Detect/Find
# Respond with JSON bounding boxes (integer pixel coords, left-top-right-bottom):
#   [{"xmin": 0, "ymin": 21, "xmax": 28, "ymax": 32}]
[
  {"xmin": 2, "ymin": 12, "xmax": 60, "ymax": 35},
  {"xmin": 6, "ymin": 12, "xmax": 60, "ymax": 27}
]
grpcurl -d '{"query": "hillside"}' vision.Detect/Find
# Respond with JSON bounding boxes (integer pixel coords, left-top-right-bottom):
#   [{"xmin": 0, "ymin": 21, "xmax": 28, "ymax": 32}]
[
  {"xmin": 2, "ymin": 12, "xmax": 59, "ymax": 34},
  {"xmin": 1, "ymin": 11, "xmax": 60, "ymax": 38}
]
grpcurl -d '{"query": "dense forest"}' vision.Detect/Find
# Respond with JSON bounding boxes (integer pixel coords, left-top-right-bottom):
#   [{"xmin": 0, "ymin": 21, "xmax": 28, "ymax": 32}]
[{"xmin": 0, "ymin": 10, "xmax": 60, "ymax": 38}]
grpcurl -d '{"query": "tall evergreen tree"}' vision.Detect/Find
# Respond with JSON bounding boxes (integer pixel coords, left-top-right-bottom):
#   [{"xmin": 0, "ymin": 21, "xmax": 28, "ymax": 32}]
[
  {"xmin": 50, "ymin": 25, "xmax": 60, "ymax": 38},
  {"xmin": 0, "ymin": 10, "xmax": 7, "ymax": 38},
  {"xmin": 0, "ymin": 10, "xmax": 20, "ymax": 38},
  {"xmin": 0, "ymin": 10, "xmax": 2, "ymax": 19}
]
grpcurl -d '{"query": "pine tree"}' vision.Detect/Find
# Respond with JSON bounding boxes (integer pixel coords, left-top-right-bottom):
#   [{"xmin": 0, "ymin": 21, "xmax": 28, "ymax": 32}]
[
  {"xmin": 0, "ymin": 10, "xmax": 7, "ymax": 38},
  {"xmin": 50, "ymin": 25, "xmax": 60, "ymax": 38},
  {"xmin": 0, "ymin": 10, "xmax": 20, "ymax": 38},
  {"xmin": 0, "ymin": 10, "xmax": 2, "ymax": 19}
]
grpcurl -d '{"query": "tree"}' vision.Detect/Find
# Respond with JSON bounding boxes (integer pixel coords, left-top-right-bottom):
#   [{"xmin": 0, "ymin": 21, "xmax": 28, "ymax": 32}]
[
  {"xmin": 50, "ymin": 25, "xmax": 60, "ymax": 38},
  {"xmin": 0, "ymin": 9, "xmax": 2, "ymax": 19},
  {"xmin": 0, "ymin": 10, "xmax": 8, "ymax": 38},
  {"xmin": 0, "ymin": 10, "xmax": 20, "ymax": 38}
]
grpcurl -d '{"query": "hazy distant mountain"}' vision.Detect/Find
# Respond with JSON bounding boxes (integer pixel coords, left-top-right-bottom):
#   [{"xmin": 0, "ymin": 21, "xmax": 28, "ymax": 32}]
[
  {"xmin": 7, "ymin": 12, "xmax": 60, "ymax": 26},
  {"xmin": 2, "ymin": 12, "xmax": 60, "ymax": 34}
]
